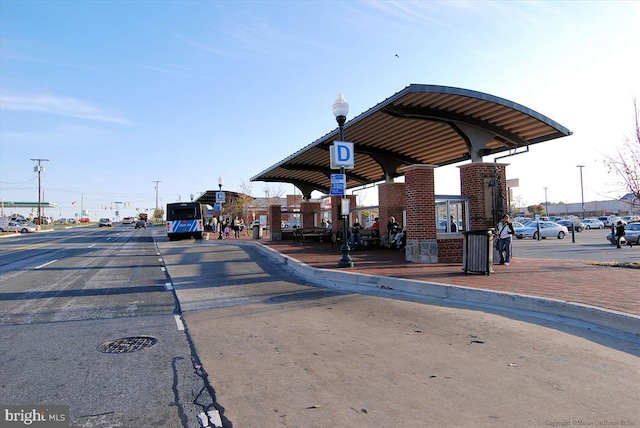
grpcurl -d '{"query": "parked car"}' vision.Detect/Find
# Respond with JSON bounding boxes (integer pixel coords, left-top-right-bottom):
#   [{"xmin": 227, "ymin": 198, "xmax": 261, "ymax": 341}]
[
  {"xmin": 78, "ymin": 217, "xmax": 90, "ymax": 223},
  {"xmin": 606, "ymin": 222, "xmax": 640, "ymax": 246},
  {"xmin": 98, "ymin": 218, "xmax": 112, "ymax": 227},
  {"xmin": 621, "ymin": 215, "xmax": 640, "ymax": 224},
  {"xmin": 598, "ymin": 216, "xmax": 612, "ymax": 227},
  {"xmin": 557, "ymin": 220, "xmax": 585, "ymax": 232},
  {"xmin": 603, "ymin": 216, "xmax": 624, "ymax": 227},
  {"xmin": 581, "ymin": 219, "xmax": 604, "ymax": 229},
  {"xmin": 0, "ymin": 220, "xmax": 37, "ymax": 233},
  {"xmin": 514, "ymin": 221, "xmax": 568, "ymax": 240}
]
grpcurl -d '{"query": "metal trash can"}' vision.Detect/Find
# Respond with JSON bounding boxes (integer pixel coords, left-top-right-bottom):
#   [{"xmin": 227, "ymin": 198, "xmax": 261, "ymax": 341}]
[
  {"xmin": 462, "ymin": 229, "xmax": 494, "ymax": 275},
  {"xmin": 252, "ymin": 225, "xmax": 261, "ymax": 240}
]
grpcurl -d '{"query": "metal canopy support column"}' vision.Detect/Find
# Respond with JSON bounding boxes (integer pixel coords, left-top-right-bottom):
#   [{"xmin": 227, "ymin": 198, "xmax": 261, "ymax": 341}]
[{"xmin": 452, "ymin": 123, "xmax": 498, "ymax": 162}]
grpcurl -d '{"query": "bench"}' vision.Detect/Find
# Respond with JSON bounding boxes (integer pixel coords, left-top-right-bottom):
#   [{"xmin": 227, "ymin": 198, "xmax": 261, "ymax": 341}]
[
  {"xmin": 290, "ymin": 228, "xmax": 333, "ymax": 244},
  {"xmin": 360, "ymin": 228, "xmax": 381, "ymax": 248}
]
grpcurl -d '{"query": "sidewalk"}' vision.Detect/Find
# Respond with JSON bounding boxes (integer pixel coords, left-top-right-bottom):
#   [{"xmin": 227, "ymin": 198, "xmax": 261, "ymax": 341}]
[{"xmin": 244, "ymin": 236, "xmax": 639, "ymax": 318}]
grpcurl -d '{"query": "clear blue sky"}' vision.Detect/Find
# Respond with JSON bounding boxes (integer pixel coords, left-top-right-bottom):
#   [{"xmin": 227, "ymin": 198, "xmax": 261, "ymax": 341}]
[{"xmin": 1, "ymin": 0, "xmax": 638, "ymax": 219}]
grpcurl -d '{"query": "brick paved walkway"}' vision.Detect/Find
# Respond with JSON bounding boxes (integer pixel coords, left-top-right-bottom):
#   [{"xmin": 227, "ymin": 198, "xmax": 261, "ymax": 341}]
[{"xmin": 258, "ymin": 239, "xmax": 639, "ymax": 316}]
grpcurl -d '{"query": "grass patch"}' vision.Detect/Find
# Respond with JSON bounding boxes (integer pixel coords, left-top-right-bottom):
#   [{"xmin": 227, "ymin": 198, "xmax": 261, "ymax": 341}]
[{"xmin": 593, "ymin": 260, "xmax": 640, "ymax": 269}]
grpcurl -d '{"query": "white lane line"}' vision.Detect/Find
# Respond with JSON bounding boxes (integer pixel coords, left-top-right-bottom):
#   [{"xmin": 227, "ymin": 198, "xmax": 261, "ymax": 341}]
[
  {"xmin": 198, "ymin": 410, "xmax": 222, "ymax": 428},
  {"xmin": 88, "ymin": 244, "xmax": 96, "ymax": 248},
  {"xmin": 174, "ymin": 314, "xmax": 185, "ymax": 331},
  {"xmin": 161, "ymin": 267, "xmax": 166, "ymax": 272},
  {"xmin": 34, "ymin": 260, "xmax": 58, "ymax": 269},
  {"xmin": 165, "ymin": 282, "xmax": 173, "ymax": 290}
]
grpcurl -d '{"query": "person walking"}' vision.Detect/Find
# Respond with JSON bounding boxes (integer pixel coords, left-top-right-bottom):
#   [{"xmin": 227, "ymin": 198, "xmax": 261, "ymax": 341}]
[
  {"xmin": 233, "ymin": 216, "xmax": 241, "ymax": 238},
  {"xmin": 496, "ymin": 214, "xmax": 514, "ymax": 265},
  {"xmin": 615, "ymin": 220, "xmax": 626, "ymax": 248}
]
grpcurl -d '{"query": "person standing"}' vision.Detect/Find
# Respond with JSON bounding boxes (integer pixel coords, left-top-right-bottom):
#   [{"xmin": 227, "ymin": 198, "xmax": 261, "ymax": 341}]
[
  {"xmin": 450, "ymin": 215, "xmax": 458, "ymax": 232},
  {"xmin": 615, "ymin": 220, "xmax": 626, "ymax": 248},
  {"xmin": 496, "ymin": 214, "xmax": 514, "ymax": 265},
  {"xmin": 233, "ymin": 216, "xmax": 241, "ymax": 238}
]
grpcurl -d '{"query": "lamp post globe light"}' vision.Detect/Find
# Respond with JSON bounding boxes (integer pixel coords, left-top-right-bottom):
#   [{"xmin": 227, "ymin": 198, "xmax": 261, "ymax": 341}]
[
  {"xmin": 333, "ymin": 93, "xmax": 354, "ymax": 268},
  {"xmin": 217, "ymin": 176, "xmax": 224, "ymax": 240}
]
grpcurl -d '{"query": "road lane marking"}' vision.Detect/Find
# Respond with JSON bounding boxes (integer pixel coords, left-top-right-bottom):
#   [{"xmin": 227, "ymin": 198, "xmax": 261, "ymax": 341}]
[
  {"xmin": 174, "ymin": 314, "xmax": 185, "ymax": 331},
  {"xmin": 198, "ymin": 410, "xmax": 222, "ymax": 428},
  {"xmin": 34, "ymin": 260, "xmax": 58, "ymax": 269},
  {"xmin": 165, "ymin": 282, "xmax": 173, "ymax": 290}
]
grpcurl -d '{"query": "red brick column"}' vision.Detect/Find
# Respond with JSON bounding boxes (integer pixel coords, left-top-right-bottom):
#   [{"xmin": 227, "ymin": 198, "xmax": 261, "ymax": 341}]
[
  {"xmin": 268, "ymin": 205, "xmax": 282, "ymax": 241},
  {"xmin": 301, "ymin": 202, "xmax": 320, "ymax": 229},
  {"xmin": 329, "ymin": 195, "xmax": 356, "ymax": 241},
  {"xmin": 329, "ymin": 195, "xmax": 356, "ymax": 225},
  {"xmin": 377, "ymin": 182, "xmax": 405, "ymax": 234},
  {"xmin": 400, "ymin": 165, "xmax": 438, "ymax": 263},
  {"xmin": 460, "ymin": 163, "xmax": 508, "ymax": 230}
]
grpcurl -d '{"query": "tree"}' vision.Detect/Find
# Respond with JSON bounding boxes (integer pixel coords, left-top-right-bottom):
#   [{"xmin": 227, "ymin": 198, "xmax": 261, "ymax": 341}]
[
  {"xmin": 232, "ymin": 180, "xmax": 256, "ymax": 226},
  {"xmin": 263, "ymin": 185, "xmax": 285, "ymax": 207},
  {"xmin": 153, "ymin": 208, "xmax": 164, "ymax": 223},
  {"xmin": 605, "ymin": 99, "xmax": 640, "ymax": 201},
  {"xmin": 527, "ymin": 204, "xmax": 544, "ymax": 217}
]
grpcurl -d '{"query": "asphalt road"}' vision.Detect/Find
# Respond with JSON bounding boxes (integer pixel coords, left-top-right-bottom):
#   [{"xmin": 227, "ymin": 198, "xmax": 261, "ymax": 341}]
[{"xmin": 0, "ymin": 226, "xmax": 216, "ymax": 427}]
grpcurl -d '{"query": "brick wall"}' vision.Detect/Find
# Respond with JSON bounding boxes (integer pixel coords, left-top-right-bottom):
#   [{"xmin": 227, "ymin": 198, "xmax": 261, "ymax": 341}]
[
  {"xmin": 269, "ymin": 205, "xmax": 282, "ymax": 240},
  {"xmin": 329, "ymin": 195, "xmax": 356, "ymax": 237},
  {"xmin": 378, "ymin": 182, "xmax": 405, "ymax": 233},
  {"xmin": 460, "ymin": 163, "xmax": 508, "ymax": 230},
  {"xmin": 437, "ymin": 237, "xmax": 464, "ymax": 263},
  {"xmin": 402, "ymin": 165, "xmax": 436, "ymax": 240},
  {"xmin": 301, "ymin": 202, "xmax": 320, "ymax": 229}
]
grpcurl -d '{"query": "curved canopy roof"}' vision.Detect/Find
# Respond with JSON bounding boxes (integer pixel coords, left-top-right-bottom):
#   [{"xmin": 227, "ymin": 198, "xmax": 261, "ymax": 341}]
[{"xmin": 251, "ymin": 84, "xmax": 571, "ymax": 199}]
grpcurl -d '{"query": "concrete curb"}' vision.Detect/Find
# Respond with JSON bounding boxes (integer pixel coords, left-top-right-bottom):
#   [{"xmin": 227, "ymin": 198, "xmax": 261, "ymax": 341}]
[{"xmin": 242, "ymin": 240, "xmax": 640, "ymax": 338}]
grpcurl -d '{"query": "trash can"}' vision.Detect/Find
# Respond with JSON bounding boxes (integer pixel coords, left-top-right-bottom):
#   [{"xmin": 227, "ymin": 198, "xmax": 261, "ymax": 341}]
[
  {"xmin": 462, "ymin": 229, "xmax": 494, "ymax": 275},
  {"xmin": 252, "ymin": 225, "xmax": 261, "ymax": 240}
]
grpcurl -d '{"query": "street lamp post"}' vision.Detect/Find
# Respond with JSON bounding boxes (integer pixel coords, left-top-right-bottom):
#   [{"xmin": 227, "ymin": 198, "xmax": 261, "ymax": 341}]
[
  {"xmin": 577, "ymin": 165, "xmax": 585, "ymax": 218},
  {"xmin": 217, "ymin": 176, "xmax": 224, "ymax": 240},
  {"xmin": 333, "ymin": 93, "xmax": 354, "ymax": 268},
  {"xmin": 30, "ymin": 158, "xmax": 49, "ymax": 227},
  {"xmin": 544, "ymin": 187, "xmax": 549, "ymax": 217}
]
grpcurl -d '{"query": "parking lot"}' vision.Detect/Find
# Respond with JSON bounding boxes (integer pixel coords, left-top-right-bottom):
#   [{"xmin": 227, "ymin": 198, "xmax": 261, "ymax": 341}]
[{"xmin": 511, "ymin": 227, "xmax": 639, "ymax": 264}]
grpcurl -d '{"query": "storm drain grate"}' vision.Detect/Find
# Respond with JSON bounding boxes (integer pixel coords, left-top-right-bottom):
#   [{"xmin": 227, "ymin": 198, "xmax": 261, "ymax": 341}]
[{"xmin": 97, "ymin": 336, "xmax": 158, "ymax": 354}]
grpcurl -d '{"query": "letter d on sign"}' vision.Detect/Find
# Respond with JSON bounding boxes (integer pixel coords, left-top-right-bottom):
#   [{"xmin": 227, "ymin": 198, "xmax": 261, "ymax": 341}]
[{"xmin": 330, "ymin": 141, "xmax": 355, "ymax": 169}]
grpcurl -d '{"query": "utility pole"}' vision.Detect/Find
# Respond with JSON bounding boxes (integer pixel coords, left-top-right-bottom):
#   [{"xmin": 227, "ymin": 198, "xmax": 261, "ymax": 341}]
[
  {"xmin": 577, "ymin": 165, "xmax": 585, "ymax": 218},
  {"xmin": 30, "ymin": 158, "xmax": 49, "ymax": 226},
  {"xmin": 152, "ymin": 181, "xmax": 162, "ymax": 211}
]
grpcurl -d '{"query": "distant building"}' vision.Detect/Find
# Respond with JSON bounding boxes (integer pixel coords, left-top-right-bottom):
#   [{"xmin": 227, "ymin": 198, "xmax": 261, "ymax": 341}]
[{"xmin": 519, "ymin": 193, "xmax": 639, "ymax": 218}]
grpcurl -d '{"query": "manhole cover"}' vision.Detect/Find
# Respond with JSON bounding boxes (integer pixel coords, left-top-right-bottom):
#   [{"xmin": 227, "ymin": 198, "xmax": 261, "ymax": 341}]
[{"xmin": 97, "ymin": 336, "xmax": 158, "ymax": 354}]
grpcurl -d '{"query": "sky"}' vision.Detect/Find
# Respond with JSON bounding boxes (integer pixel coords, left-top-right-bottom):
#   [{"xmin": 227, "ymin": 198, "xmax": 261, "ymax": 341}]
[{"xmin": 1, "ymin": 0, "xmax": 638, "ymax": 220}]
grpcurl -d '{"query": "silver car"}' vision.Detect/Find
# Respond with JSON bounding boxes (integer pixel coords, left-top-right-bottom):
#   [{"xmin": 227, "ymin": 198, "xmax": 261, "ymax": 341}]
[
  {"xmin": 514, "ymin": 221, "xmax": 569, "ymax": 240},
  {"xmin": 581, "ymin": 219, "xmax": 604, "ymax": 229},
  {"xmin": 606, "ymin": 222, "xmax": 640, "ymax": 246}
]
